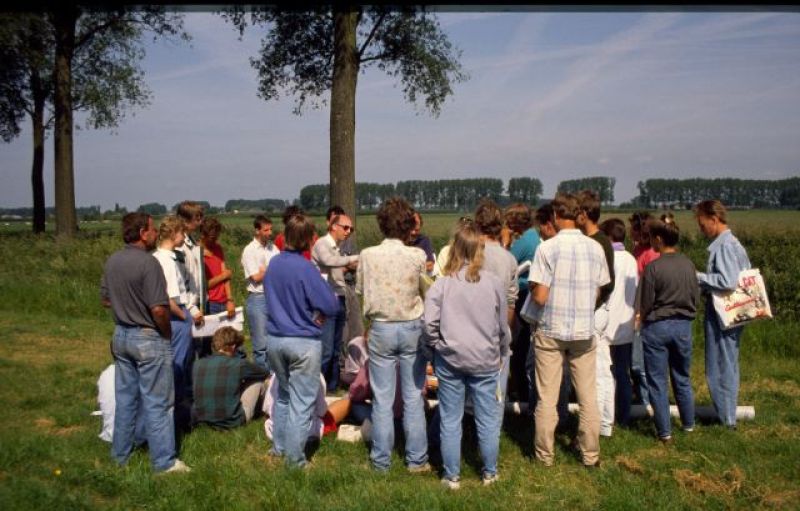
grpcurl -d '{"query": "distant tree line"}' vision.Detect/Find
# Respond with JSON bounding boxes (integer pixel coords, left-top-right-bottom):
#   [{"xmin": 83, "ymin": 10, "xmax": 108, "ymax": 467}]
[
  {"xmin": 632, "ymin": 177, "xmax": 800, "ymax": 209},
  {"xmin": 298, "ymin": 177, "xmax": 543, "ymax": 212},
  {"xmin": 557, "ymin": 176, "xmax": 616, "ymax": 204},
  {"xmin": 223, "ymin": 198, "xmax": 288, "ymax": 213}
]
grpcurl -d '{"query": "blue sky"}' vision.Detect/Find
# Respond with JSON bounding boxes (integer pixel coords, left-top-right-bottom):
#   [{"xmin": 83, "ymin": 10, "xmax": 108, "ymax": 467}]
[{"xmin": 2, "ymin": 8, "xmax": 799, "ymax": 210}]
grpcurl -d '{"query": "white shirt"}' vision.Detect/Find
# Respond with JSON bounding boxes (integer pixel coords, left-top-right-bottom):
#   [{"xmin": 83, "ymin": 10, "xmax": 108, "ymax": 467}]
[
  {"xmin": 604, "ymin": 249, "xmax": 639, "ymax": 345},
  {"xmin": 241, "ymin": 238, "xmax": 280, "ymax": 294},
  {"xmin": 153, "ymin": 248, "xmax": 187, "ymax": 305},
  {"xmin": 178, "ymin": 236, "xmax": 203, "ymax": 316}
]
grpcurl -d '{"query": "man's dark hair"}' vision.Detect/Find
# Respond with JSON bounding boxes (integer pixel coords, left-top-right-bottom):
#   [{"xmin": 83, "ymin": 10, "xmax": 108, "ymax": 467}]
[
  {"xmin": 176, "ymin": 201, "xmax": 204, "ymax": 222},
  {"xmin": 534, "ymin": 202, "xmax": 555, "ymax": 227},
  {"xmin": 599, "ymin": 218, "xmax": 626, "ymax": 243},
  {"xmin": 628, "ymin": 210, "xmax": 652, "ymax": 231},
  {"xmin": 253, "ymin": 215, "xmax": 272, "ymax": 230},
  {"xmin": 282, "ymin": 205, "xmax": 304, "ymax": 225},
  {"xmin": 326, "ymin": 205, "xmax": 346, "ymax": 222},
  {"xmin": 474, "ymin": 199, "xmax": 503, "ymax": 239},
  {"xmin": 122, "ymin": 212, "xmax": 151, "ymax": 244},
  {"xmin": 284, "ymin": 214, "xmax": 316, "ymax": 251},
  {"xmin": 376, "ymin": 197, "xmax": 416, "ymax": 240},
  {"xmin": 578, "ymin": 189, "xmax": 602, "ymax": 223},
  {"xmin": 552, "ymin": 193, "xmax": 581, "ymax": 221}
]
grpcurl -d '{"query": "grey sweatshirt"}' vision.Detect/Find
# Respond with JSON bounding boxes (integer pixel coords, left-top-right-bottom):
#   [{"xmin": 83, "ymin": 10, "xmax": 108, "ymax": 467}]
[
  {"xmin": 424, "ymin": 267, "xmax": 511, "ymax": 374},
  {"xmin": 638, "ymin": 252, "xmax": 699, "ymax": 322}
]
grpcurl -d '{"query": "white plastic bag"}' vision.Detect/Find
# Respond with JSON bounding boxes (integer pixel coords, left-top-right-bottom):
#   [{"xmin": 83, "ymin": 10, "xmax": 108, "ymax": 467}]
[{"xmin": 712, "ymin": 268, "xmax": 773, "ymax": 330}]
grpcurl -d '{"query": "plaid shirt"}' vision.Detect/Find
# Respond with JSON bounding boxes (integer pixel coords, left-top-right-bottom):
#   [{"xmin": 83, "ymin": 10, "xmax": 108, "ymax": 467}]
[
  {"xmin": 192, "ymin": 354, "xmax": 268, "ymax": 429},
  {"xmin": 530, "ymin": 229, "xmax": 610, "ymax": 341}
]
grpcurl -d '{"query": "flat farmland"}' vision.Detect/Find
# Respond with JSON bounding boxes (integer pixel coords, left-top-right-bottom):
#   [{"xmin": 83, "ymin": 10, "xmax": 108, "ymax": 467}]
[{"xmin": 0, "ymin": 209, "xmax": 798, "ymax": 510}]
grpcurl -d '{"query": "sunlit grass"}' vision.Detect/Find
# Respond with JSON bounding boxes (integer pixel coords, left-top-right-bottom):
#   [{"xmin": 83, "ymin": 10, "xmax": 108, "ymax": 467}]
[{"xmin": 1, "ymin": 210, "xmax": 799, "ymax": 509}]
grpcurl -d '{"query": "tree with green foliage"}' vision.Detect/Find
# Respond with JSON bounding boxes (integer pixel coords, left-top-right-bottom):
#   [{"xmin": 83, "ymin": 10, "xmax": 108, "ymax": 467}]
[
  {"xmin": 1, "ymin": 10, "xmax": 178, "ymax": 235},
  {"xmin": 222, "ymin": 5, "xmax": 467, "ymax": 229},
  {"xmin": 557, "ymin": 176, "xmax": 616, "ymax": 204},
  {"xmin": 0, "ymin": 13, "xmax": 52, "ymax": 233},
  {"xmin": 49, "ymin": 6, "xmax": 189, "ymax": 238},
  {"xmin": 507, "ymin": 177, "xmax": 544, "ymax": 205},
  {"xmin": 136, "ymin": 202, "xmax": 167, "ymax": 216}
]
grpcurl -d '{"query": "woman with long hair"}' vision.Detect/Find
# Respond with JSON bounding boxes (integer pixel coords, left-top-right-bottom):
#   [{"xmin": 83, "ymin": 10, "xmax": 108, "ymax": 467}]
[{"xmin": 424, "ymin": 221, "xmax": 511, "ymax": 489}]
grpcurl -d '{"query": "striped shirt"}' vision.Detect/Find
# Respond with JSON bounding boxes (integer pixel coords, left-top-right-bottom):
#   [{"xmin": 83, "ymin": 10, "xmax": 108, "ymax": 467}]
[{"xmin": 530, "ymin": 229, "xmax": 610, "ymax": 341}]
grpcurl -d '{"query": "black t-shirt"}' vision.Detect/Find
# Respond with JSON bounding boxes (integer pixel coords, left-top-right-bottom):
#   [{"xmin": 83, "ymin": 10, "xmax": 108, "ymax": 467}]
[{"xmin": 590, "ymin": 230, "xmax": 616, "ymax": 308}]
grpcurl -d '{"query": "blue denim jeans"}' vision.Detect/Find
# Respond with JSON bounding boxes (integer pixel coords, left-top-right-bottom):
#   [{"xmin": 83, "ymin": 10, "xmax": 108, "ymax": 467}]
[
  {"xmin": 246, "ymin": 292, "xmax": 270, "ymax": 373},
  {"xmin": 704, "ymin": 305, "xmax": 743, "ymax": 427},
  {"xmin": 609, "ymin": 343, "xmax": 633, "ymax": 426},
  {"xmin": 368, "ymin": 319, "xmax": 429, "ymax": 471},
  {"xmin": 435, "ymin": 353, "xmax": 501, "ymax": 480},
  {"xmin": 641, "ymin": 318, "xmax": 695, "ymax": 438},
  {"xmin": 320, "ymin": 295, "xmax": 346, "ymax": 392},
  {"xmin": 266, "ymin": 335, "xmax": 322, "ymax": 467},
  {"xmin": 632, "ymin": 332, "xmax": 651, "ymax": 407},
  {"xmin": 111, "ymin": 325, "xmax": 176, "ymax": 472},
  {"xmin": 171, "ymin": 306, "xmax": 194, "ymax": 429}
]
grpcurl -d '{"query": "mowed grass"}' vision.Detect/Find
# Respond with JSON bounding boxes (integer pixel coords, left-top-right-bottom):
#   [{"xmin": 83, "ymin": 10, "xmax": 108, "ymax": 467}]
[{"xmin": 1, "ymin": 210, "xmax": 800, "ymax": 510}]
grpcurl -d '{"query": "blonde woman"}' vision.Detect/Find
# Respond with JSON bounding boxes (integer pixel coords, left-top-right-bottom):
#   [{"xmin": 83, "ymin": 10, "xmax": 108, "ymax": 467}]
[
  {"xmin": 152, "ymin": 215, "xmax": 195, "ymax": 430},
  {"xmin": 424, "ymin": 221, "xmax": 511, "ymax": 489}
]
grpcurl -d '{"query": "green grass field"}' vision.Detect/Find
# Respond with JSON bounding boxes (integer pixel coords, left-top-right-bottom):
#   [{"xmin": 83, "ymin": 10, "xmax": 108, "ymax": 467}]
[{"xmin": 1, "ymin": 211, "xmax": 799, "ymax": 510}]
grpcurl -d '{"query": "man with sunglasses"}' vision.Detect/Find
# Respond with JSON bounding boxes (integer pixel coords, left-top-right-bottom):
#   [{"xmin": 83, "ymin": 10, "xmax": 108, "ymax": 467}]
[{"xmin": 312, "ymin": 213, "xmax": 360, "ymax": 393}]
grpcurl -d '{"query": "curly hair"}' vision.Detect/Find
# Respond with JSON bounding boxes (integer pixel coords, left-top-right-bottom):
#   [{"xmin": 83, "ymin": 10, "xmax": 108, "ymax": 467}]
[
  {"xmin": 158, "ymin": 215, "xmax": 185, "ymax": 244},
  {"xmin": 474, "ymin": 199, "xmax": 503, "ymax": 239},
  {"xmin": 376, "ymin": 197, "xmax": 416, "ymax": 240},
  {"xmin": 504, "ymin": 203, "xmax": 532, "ymax": 234}
]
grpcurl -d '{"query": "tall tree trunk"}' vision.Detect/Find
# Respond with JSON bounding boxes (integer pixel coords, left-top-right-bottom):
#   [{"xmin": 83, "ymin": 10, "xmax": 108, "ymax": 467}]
[
  {"xmin": 330, "ymin": 7, "xmax": 358, "ymax": 228},
  {"xmin": 53, "ymin": 7, "xmax": 78, "ymax": 238},
  {"xmin": 31, "ymin": 76, "xmax": 46, "ymax": 234}
]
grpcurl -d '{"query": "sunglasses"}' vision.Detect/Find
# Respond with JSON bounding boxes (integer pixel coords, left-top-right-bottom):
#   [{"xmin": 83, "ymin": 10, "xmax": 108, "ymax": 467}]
[{"xmin": 336, "ymin": 223, "xmax": 354, "ymax": 232}]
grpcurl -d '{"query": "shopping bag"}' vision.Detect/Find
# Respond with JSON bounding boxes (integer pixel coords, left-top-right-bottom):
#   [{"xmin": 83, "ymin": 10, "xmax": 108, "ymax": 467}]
[{"xmin": 712, "ymin": 268, "xmax": 772, "ymax": 330}]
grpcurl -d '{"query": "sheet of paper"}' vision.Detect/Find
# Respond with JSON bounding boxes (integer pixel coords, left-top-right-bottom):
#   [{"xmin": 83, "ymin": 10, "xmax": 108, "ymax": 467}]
[{"xmin": 191, "ymin": 306, "xmax": 244, "ymax": 338}]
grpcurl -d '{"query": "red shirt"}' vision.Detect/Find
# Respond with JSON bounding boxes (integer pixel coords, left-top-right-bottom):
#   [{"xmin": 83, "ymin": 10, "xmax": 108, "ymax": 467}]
[
  {"xmin": 274, "ymin": 232, "xmax": 317, "ymax": 261},
  {"xmin": 634, "ymin": 245, "xmax": 660, "ymax": 277},
  {"xmin": 204, "ymin": 243, "xmax": 228, "ymax": 304}
]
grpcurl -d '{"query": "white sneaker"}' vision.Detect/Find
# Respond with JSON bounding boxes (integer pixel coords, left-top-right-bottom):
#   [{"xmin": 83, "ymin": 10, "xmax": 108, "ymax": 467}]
[
  {"xmin": 441, "ymin": 477, "xmax": 461, "ymax": 490},
  {"xmin": 482, "ymin": 473, "xmax": 499, "ymax": 486},
  {"xmin": 162, "ymin": 459, "xmax": 191, "ymax": 474}
]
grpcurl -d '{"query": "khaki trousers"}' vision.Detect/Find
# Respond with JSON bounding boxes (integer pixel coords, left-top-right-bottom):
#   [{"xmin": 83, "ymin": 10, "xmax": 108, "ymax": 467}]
[
  {"xmin": 240, "ymin": 381, "xmax": 266, "ymax": 423},
  {"xmin": 533, "ymin": 332, "xmax": 600, "ymax": 466}
]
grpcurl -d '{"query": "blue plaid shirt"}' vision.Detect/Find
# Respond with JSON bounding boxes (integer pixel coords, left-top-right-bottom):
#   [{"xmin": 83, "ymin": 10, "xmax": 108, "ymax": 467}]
[{"xmin": 530, "ymin": 229, "xmax": 610, "ymax": 341}]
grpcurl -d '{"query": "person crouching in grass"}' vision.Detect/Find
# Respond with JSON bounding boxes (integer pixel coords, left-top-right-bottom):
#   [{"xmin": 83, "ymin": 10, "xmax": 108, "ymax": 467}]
[
  {"xmin": 191, "ymin": 326, "xmax": 269, "ymax": 430},
  {"xmin": 424, "ymin": 221, "xmax": 511, "ymax": 490},
  {"xmin": 637, "ymin": 213, "xmax": 700, "ymax": 444}
]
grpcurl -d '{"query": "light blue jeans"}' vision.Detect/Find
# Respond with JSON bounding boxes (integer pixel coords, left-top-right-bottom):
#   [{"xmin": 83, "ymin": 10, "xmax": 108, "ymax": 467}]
[
  {"xmin": 642, "ymin": 318, "xmax": 695, "ymax": 439},
  {"xmin": 111, "ymin": 325, "xmax": 176, "ymax": 472},
  {"xmin": 368, "ymin": 319, "xmax": 429, "ymax": 471},
  {"xmin": 435, "ymin": 353, "xmax": 501, "ymax": 480},
  {"xmin": 267, "ymin": 335, "xmax": 322, "ymax": 467},
  {"xmin": 704, "ymin": 304, "xmax": 743, "ymax": 427},
  {"xmin": 246, "ymin": 292, "xmax": 270, "ymax": 372}
]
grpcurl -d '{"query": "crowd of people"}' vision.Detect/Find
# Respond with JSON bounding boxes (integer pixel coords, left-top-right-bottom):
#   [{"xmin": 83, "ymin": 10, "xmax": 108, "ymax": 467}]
[{"xmin": 99, "ymin": 193, "xmax": 751, "ymax": 486}]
